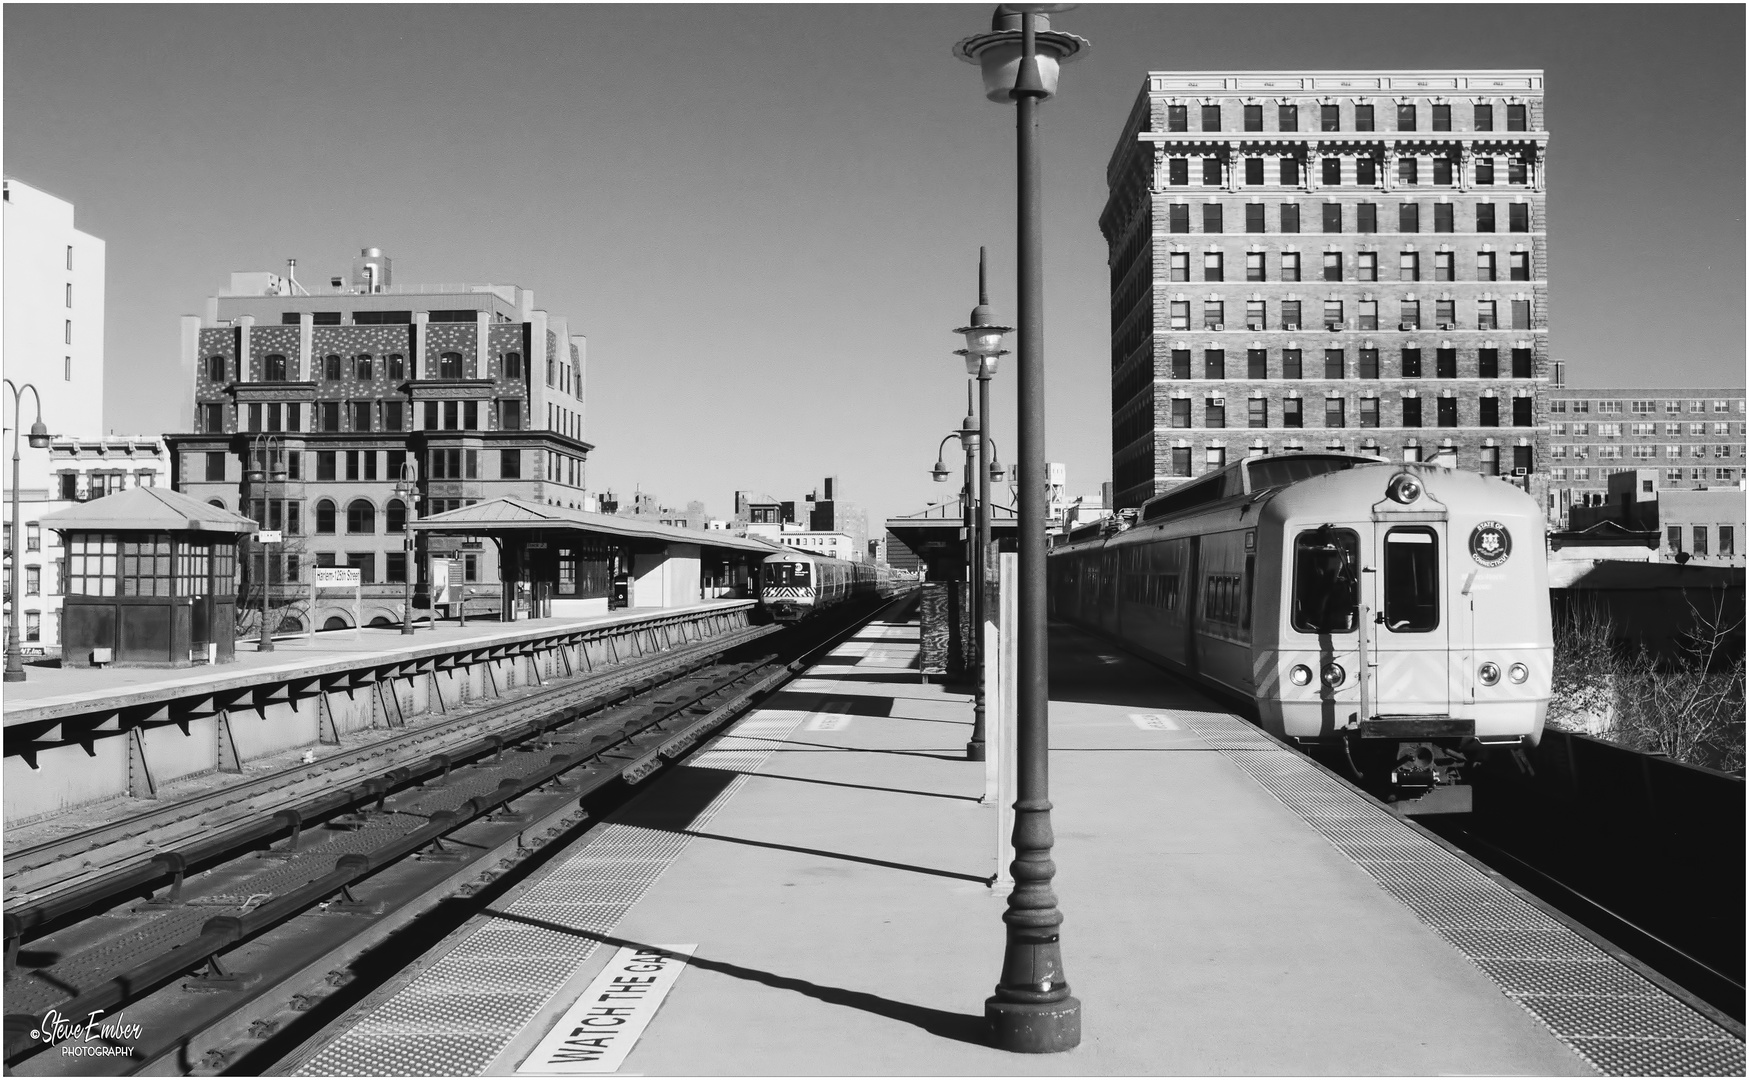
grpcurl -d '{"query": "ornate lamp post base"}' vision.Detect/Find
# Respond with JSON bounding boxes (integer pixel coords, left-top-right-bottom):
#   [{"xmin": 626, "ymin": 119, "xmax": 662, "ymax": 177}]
[{"xmin": 988, "ymin": 996, "xmax": 1082, "ymax": 1053}]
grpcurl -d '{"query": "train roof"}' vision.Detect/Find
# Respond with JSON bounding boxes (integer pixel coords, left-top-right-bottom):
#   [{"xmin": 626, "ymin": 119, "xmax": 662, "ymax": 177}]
[{"xmin": 1136, "ymin": 453, "xmax": 1378, "ymax": 524}]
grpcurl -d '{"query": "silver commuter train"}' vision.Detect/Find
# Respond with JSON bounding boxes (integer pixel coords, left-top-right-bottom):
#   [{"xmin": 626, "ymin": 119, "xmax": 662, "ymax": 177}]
[
  {"xmin": 757, "ymin": 549, "xmax": 907, "ymax": 622},
  {"xmin": 1050, "ymin": 453, "xmax": 1552, "ymax": 799}
]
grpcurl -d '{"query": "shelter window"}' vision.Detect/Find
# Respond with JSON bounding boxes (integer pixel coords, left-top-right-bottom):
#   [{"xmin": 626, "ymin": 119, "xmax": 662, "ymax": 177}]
[{"xmin": 1291, "ymin": 528, "xmax": 1359, "ymax": 634}]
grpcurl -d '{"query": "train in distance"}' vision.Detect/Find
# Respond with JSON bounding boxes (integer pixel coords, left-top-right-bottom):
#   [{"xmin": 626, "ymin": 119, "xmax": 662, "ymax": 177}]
[
  {"xmin": 1050, "ymin": 452, "xmax": 1552, "ymax": 813},
  {"xmin": 757, "ymin": 549, "xmax": 915, "ymax": 623}
]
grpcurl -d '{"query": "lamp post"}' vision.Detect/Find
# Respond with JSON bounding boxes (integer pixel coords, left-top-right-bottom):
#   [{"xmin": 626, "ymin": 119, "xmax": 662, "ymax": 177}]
[
  {"xmin": 246, "ymin": 433, "xmax": 285, "ymax": 652},
  {"xmin": 393, "ymin": 459, "xmax": 419, "ymax": 635},
  {"xmin": 955, "ymin": 3, "xmax": 1087, "ymax": 1053},
  {"xmin": 3, "ymin": 380, "xmax": 52, "ymax": 683},
  {"xmin": 954, "ymin": 247, "xmax": 1012, "ymax": 762}
]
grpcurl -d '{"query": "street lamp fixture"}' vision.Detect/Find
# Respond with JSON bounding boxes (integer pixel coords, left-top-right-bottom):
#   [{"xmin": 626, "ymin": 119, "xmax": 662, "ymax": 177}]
[
  {"xmin": 393, "ymin": 460, "xmax": 420, "ymax": 635},
  {"xmin": 4, "ymin": 380, "xmax": 51, "ymax": 683},
  {"xmin": 955, "ymin": 2, "xmax": 1087, "ymax": 1054}
]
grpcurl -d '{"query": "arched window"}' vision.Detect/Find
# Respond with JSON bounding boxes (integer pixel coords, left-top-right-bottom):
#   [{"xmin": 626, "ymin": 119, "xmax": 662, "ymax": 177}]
[
  {"xmin": 206, "ymin": 355, "xmax": 227, "ymax": 382},
  {"xmin": 315, "ymin": 499, "xmax": 336, "ymax": 534},
  {"xmin": 355, "ymin": 354, "xmax": 373, "ymax": 381},
  {"xmin": 504, "ymin": 351, "xmax": 523, "ymax": 379},
  {"xmin": 207, "ymin": 498, "xmax": 227, "ymax": 510},
  {"xmin": 387, "ymin": 353, "xmax": 406, "ymax": 380},
  {"xmin": 264, "ymin": 354, "xmax": 288, "ymax": 381},
  {"xmin": 322, "ymin": 615, "xmax": 350, "ymax": 632},
  {"xmin": 386, "ymin": 499, "xmax": 407, "ymax": 533},
  {"xmin": 438, "ymin": 352, "xmax": 464, "ymax": 379},
  {"xmin": 346, "ymin": 499, "xmax": 376, "ymax": 534},
  {"xmin": 324, "ymin": 354, "xmax": 343, "ymax": 380}
]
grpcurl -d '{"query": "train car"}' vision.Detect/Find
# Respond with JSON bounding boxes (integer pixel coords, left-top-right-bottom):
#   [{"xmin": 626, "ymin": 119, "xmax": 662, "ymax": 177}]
[
  {"xmin": 1050, "ymin": 453, "xmax": 1552, "ymax": 808},
  {"xmin": 758, "ymin": 549, "xmax": 885, "ymax": 622}
]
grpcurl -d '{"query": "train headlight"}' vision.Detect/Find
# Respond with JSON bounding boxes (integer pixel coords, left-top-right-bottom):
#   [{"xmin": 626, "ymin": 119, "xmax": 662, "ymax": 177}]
[
  {"xmin": 1478, "ymin": 661, "xmax": 1501, "ymax": 686},
  {"xmin": 1289, "ymin": 664, "xmax": 1313, "ymax": 686},
  {"xmin": 1321, "ymin": 662, "xmax": 1346, "ymax": 687},
  {"xmin": 1386, "ymin": 473, "xmax": 1424, "ymax": 504},
  {"xmin": 1508, "ymin": 662, "xmax": 1529, "ymax": 684}
]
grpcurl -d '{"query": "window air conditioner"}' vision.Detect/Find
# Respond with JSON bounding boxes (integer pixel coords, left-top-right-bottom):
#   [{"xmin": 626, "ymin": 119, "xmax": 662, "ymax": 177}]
[
  {"xmin": 1512, "ymin": 467, "xmax": 1528, "ymax": 477},
  {"xmin": 1400, "ymin": 322, "xmax": 1419, "ymax": 331},
  {"xmin": 1438, "ymin": 322, "xmax": 1456, "ymax": 331},
  {"xmin": 1283, "ymin": 323, "xmax": 1299, "ymax": 331},
  {"xmin": 1326, "ymin": 322, "xmax": 1343, "ymax": 332},
  {"xmin": 1247, "ymin": 322, "xmax": 1263, "ymax": 332},
  {"xmin": 1211, "ymin": 323, "xmax": 1225, "ymax": 331}
]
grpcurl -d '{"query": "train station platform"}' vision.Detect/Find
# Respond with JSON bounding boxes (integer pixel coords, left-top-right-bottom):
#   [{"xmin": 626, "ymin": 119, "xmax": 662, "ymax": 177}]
[{"xmin": 293, "ymin": 613, "xmax": 1744, "ymax": 1076}]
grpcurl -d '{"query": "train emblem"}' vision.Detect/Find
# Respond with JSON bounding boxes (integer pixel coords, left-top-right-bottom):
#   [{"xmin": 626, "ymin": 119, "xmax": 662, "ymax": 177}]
[{"xmin": 1468, "ymin": 522, "xmax": 1512, "ymax": 568}]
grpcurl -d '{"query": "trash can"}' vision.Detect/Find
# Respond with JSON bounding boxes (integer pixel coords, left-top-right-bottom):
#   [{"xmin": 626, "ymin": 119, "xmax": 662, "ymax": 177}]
[{"xmin": 611, "ymin": 575, "xmax": 631, "ymax": 610}]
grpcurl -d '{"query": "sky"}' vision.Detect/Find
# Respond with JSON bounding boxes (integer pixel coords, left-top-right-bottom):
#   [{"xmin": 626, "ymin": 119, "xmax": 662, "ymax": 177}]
[{"xmin": 5, "ymin": 3, "xmax": 1743, "ymax": 530}]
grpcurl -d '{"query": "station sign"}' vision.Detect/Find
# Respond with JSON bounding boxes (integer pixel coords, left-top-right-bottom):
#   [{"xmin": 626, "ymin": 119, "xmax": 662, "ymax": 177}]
[
  {"xmin": 257, "ymin": 530, "xmax": 282, "ymax": 544},
  {"xmin": 313, "ymin": 567, "xmax": 362, "ymax": 588}
]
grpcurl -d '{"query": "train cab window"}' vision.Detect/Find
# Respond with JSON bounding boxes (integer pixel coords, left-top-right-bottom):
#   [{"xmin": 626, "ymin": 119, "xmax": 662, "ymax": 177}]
[
  {"xmin": 763, "ymin": 561, "xmax": 810, "ymax": 587},
  {"xmin": 1382, "ymin": 528, "xmax": 1440, "ymax": 631},
  {"xmin": 1291, "ymin": 528, "xmax": 1359, "ymax": 633}
]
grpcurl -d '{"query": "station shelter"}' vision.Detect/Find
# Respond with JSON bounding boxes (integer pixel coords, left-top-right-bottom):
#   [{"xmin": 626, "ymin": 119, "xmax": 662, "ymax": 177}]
[
  {"xmin": 411, "ymin": 497, "xmax": 782, "ymax": 620},
  {"xmin": 883, "ymin": 494, "xmax": 1019, "ymax": 584},
  {"xmin": 883, "ymin": 494, "xmax": 1019, "ymax": 678},
  {"xmin": 39, "ymin": 486, "xmax": 257, "ymax": 667}
]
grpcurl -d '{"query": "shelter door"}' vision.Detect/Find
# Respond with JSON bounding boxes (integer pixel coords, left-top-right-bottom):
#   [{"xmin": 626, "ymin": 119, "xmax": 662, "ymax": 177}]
[{"xmin": 1369, "ymin": 524, "xmax": 1450, "ymax": 717}]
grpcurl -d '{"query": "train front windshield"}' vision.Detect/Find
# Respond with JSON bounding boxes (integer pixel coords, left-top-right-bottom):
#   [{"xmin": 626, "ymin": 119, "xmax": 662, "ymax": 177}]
[
  {"xmin": 1291, "ymin": 528, "xmax": 1360, "ymax": 633},
  {"xmin": 763, "ymin": 562, "xmax": 811, "ymax": 588}
]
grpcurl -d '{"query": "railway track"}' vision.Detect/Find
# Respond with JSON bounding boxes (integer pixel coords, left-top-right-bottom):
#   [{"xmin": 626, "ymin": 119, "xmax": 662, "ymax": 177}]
[{"xmin": 2, "ymin": 596, "xmax": 908, "ymax": 1076}]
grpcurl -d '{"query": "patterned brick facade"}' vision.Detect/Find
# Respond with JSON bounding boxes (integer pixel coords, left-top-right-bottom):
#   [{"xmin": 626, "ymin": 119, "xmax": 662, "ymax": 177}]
[{"xmin": 1102, "ymin": 70, "xmax": 1549, "ymax": 513}]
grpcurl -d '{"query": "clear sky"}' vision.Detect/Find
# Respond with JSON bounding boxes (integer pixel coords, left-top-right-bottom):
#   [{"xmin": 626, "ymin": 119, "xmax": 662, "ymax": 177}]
[{"xmin": 6, "ymin": 4, "xmax": 1742, "ymax": 530}]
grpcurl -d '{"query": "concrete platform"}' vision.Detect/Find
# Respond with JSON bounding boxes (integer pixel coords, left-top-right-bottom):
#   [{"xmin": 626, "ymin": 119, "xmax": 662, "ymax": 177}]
[
  {"xmin": 294, "ymin": 614, "xmax": 1742, "ymax": 1076},
  {"xmin": 2, "ymin": 602, "xmax": 746, "ymax": 723}
]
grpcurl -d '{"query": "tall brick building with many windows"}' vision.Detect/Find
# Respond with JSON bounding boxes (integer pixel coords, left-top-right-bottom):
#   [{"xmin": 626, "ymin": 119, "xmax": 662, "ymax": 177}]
[
  {"xmin": 167, "ymin": 249, "xmax": 591, "ymax": 630},
  {"xmin": 1102, "ymin": 70, "xmax": 1549, "ymax": 512}
]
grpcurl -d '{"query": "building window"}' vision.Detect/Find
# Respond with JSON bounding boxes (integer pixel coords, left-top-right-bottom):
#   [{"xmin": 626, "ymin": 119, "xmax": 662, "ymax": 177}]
[
  {"xmin": 1280, "ymin": 202, "xmax": 1299, "ymax": 233},
  {"xmin": 1476, "ymin": 158, "xmax": 1496, "ymax": 186},
  {"xmin": 1320, "ymin": 158, "xmax": 1342, "ymax": 187},
  {"xmin": 1325, "ymin": 398, "xmax": 1346, "ymax": 428},
  {"xmin": 1321, "ymin": 202, "xmax": 1342, "ymax": 233},
  {"xmin": 25, "ymin": 566, "xmax": 40, "ymax": 595},
  {"xmin": 1477, "ymin": 301, "xmax": 1497, "ymax": 330},
  {"xmin": 1433, "ymin": 251, "xmax": 1454, "ymax": 281},
  {"xmin": 1436, "ymin": 299, "xmax": 1455, "ymax": 326},
  {"xmin": 1168, "ymin": 349, "xmax": 1193, "ymax": 379},
  {"xmin": 1433, "ymin": 203, "xmax": 1453, "ymax": 232},
  {"xmin": 1282, "ymin": 348, "xmax": 1303, "ymax": 379},
  {"xmin": 324, "ymin": 354, "xmax": 343, "ymax": 380},
  {"xmin": 1170, "ymin": 398, "xmax": 1191, "ymax": 428},
  {"xmin": 1204, "ymin": 348, "xmax": 1225, "ymax": 378},
  {"xmin": 1169, "ymin": 159, "xmax": 1189, "ymax": 186},
  {"xmin": 1324, "ymin": 349, "xmax": 1345, "ymax": 379},
  {"xmin": 1473, "ymin": 103, "xmax": 1494, "ymax": 131},
  {"xmin": 1432, "ymin": 104, "xmax": 1451, "ymax": 131},
  {"xmin": 1201, "ymin": 104, "xmax": 1221, "ymax": 132},
  {"xmin": 1359, "ymin": 347, "xmax": 1379, "ymax": 378},
  {"xmin": 1206, "ymin": 446, "xmax": 1226, "ymax": 470},
  {"xmin": 1509, "ymin": 251, "xmax": 1531, "ymax": 280},
  {"xmin": 1247, "ymin": 348, "xmax": 1268, "ymax": 378},
  {"xmin": 1323, "ymin": 251, "xmax": 1342, "ymax": 281},
  {"xmin": 319, "ymin": 402, "xmax": 340, "ymax": 432},
  {"xmin": 1243, "ymin": 158, "xmax": 1266, "ymax": 187},
  {"xmin": 317, "ymin": 451, "xmax": 337, "ymax": 481},
  {"xmin": 1399, "ymin": 251, "xmax": 1419, "ymax": 282},
  {"xmin": 1279, "ymin": 157, "xmax": 1300, "ymax": 187},
  {"xmin": 25, "ymin": 612, "xmax": 40, "ymax": 642},
  {"xmin": 1249, "ymin": 398, "xmax": 1269, "ymax": 428},
  {"xmin": 1246, "ymin": 301, "xmax": 1266, "ymax": 330},
  {"xmin": 1721, "ymin": 527, "xmax": 1736, "ymax": 557},
  {"xmin": 1354, "ymin": 104, "xmax": 1374, "ymax": 131},
  {"xmin": 1476, "ymin": 251, "xmax": 1497, "ymax": 281},
  {"xmin": 1167, "ymin": 105, "xmax": 1188, "ymax": 132},
  {"xmin": 1480, "ymin": 398, "xmax": 1499, "ymax": 427},
  {"xmin": 439, "ymin": 352, "xmax": 464, "ymax": 379},
  {"xmin": 502, "ymin": 399, "xmax": 523, "ymax": 431},
  {"xmin": 1399, "ymin": 203, "xmax": 1419, "ymax": 232},
  {"xmin": 1513, "ymin": 398, "xmax": 1533, "ymax": 426},
  {"xmin": 1509, "ymin": 203, "xmax": 1530, "ymax": 232},
  {"xmin": 1507, "ymin": 103, "xmax": 1527, "ymax": 131},
  {"xmin": 1316, "ymin": 103, "xmax": 1338, "ymax": 132},
  {"xmin": 500, "ymin": 448, "xmax": 522, "ymax": 479},
  {"xmin": 350, "ymin": 401, "xmax": 371, "ymax": 432},
  {"xmin": 1397, "ymin": 158, "xmax": 1418, "ymax": 187},
  {"xmin": 1244, "ymin": 104, "xmax": 1263, "ymax": 132},
  {"xmin": 1281, "ymin": 301, "xmax": 1302, "ymax": 330},
  {"xmin": 386, "ymin": 498, "xmax": 408, "ymax": 534},
  {"xmin": 1511, "ymin": 299, "xmax": 1531, "ymax": 329},
  {"xmin": 1693, "ymin": 527, "xmax": 1710, "ymax": 557},
  {"xmin": 1397, "ymin": 103, "xmax": 1416, "ymax": 131},
  {"xmin": 1402, "ymin": 348, "xmax": 1422, "ymax": 378},
  {"xmin": 1245, "ymin": 252, "xmax": 1265, "ymax": 282},
  {"xmin": 263, "ymin": 354, "xmax": 288, "ymax": 381},
  {"xmin": 1356, "ymin": 203, "xmax": 1377, "ymax": 234},
  {"xmin": 205, "ymin": 355, "xmax": 226, "ymax": 382},
  {"xmin": 65, "ymin": 320, "xmax": 72, "ymax": 345},
  {"xmin": 1245, "ymin": 203, "xmax": 1265, "ymax": 233},
  {"xmin": 1169, "ymin": 301, "xmax": 1190, "ymax": 331},
  {"xmin": 346, "ymin": 552, "xmax": 377, "ymax": 584},
  {"xmin": 1205, "ymin": 397, "xmax": 1226, "ymax": 428},
  {"xmin": 1169, "ymin": 204, "xmax": 1190, "ymax": 232},
  {"xmin": 1283, "ymin": 399, "xmax": 1304, "ymax": 428},
  {"xmin": 1434, "ymin": 347, "xmax": 1457, "ymax": 379},
  {"xmin": 315, "ymin": 499, "xmax": 336, "ymax": 534},
  {"xmin": 1478, "ymin": 348, "xmax": 1499, "ymax": 378},
  {"xmin": 247, "ymin": 403, "xmax": 262, "ymax": 432},
  {"xmin": 383, "ymin": 401, "xmax": 404, "ymax": 431},
  {"xmin": 1204, "ymin": 302, "xmax": 1225, "ymax": 330},
  {"xmin": 346, "ymin": 500, "xmax": 376, "ymax": 534},
  {"xmin": 1201, "ymin": 158, "xmax": 1222, "ymax": 186},
  {"xmin": 1360, "ymin": 398, "xmax": 1380, "ymax": 428},
  {"xmin": 1399, "ymin": 299, "xmax": 1420, "ymax": 328},
  {"xmin": 1203, "ymin": 204, "xmax": 1223, "ymax": 233},
  {"xmin": 1280, "ymin": 252, "xmax": 1300, "ymax": 282},
  {"xmin": 1169, "ymin": 252, "xmax": 1190, "ymax": 281},
  {"xmin": 1437, "ymin": 397, "xmax": 1458, "ymax": 427},
  {"xmin": 1357, "ymin": 252, "xmax": 1378, "ymax": 281},
  {"xmin": 1277, "ymin": 104, "xmax": 1298, "ymax": 131},
  {"xmin": 386, "ymin": 552, "xmax": 408, "ymax": 584},
  {"xmin": 1323, "ymin": 300, "xmax": 1343, "ymax": 328},
  {"xmin": 1203, "ymin": 252, "xmax": 1224, "ymax": 282},
  {"xmin": 1402, "ymin": 397, "xmax": 1422, "ymax": 427}
]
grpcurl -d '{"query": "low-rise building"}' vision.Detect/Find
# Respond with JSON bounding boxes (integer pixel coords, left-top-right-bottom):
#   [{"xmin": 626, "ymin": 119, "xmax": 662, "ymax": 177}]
[{"xmin": 1562, "ymin": 468, "xmax": 1743, "ymax": 567}]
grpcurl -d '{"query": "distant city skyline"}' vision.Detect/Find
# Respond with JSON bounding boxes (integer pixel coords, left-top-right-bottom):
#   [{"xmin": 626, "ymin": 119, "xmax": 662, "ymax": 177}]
[{"xmin": 5, "ymin": 4, "xmax": 1741, "ymax": 530}]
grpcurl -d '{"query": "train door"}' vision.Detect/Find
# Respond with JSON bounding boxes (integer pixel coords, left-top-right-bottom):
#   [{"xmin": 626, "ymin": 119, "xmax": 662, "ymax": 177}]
[
  {"xmin": 1368, "ymin": 524, "xmax": 1450, "ymax": 717},
  {"xmin": 1182, "ymin": 536, "xmax": 1200, "ymax": 675}
]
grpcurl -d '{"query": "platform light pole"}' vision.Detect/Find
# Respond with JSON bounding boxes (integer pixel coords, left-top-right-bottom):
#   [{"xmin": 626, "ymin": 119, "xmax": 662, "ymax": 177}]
[
  {"xmin": 954, "ymin": 247, "xmax": 1012, "ymax": 762},
  {"xmin": 955, "ymin": 3, "xmax": 1087, "ymax": 1053},
  {"xmin": 394, "ymin": 459, "xmax": 419, "ymax": 635},
  {"xmin": 3, "ymin": 380, "xmax": 52, "ymax": 683},
  {"xmin": 246, "ymin": 434, "xmax": 285, "ymax": 652}
]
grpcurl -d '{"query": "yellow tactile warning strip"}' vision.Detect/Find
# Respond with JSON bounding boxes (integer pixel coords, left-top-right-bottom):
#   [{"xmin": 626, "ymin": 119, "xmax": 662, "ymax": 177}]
[{"xmin": 1171, "ymin": 707, "xmax": 1745, "ymax": 1077}]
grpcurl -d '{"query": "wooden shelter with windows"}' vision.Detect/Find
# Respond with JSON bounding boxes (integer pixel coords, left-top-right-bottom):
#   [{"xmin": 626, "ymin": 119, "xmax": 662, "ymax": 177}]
[{"xmin": 41, "ymin": 486, "xmax": 256, "ymax": 667}]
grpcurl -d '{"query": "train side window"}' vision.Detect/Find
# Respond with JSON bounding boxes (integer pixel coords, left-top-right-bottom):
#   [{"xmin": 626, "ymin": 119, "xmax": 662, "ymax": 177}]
[
  {"xmin": 1383, "ymin": 528, "xmax": 1440, "ymax": 631},
  {"xmin": 1291, "ymin": 528, "xmax": 1360, "ymax": 633}
]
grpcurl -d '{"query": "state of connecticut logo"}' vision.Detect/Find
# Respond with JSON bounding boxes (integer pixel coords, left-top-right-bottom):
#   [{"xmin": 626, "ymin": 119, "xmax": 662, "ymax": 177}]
[{"xmin": 1469, "ymin": 521, "xmax": 1512, "ymax": 568}]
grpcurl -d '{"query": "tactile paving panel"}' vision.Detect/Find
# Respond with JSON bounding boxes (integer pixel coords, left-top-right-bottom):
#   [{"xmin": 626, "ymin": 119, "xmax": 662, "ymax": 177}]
[
  {"xmin": 297, "ymin": 693, "xmax": 821, "ymax": 1076},
  {"xmin": 1176, "ymin": 709, "xmax": 1745, "ymax": 1077}
]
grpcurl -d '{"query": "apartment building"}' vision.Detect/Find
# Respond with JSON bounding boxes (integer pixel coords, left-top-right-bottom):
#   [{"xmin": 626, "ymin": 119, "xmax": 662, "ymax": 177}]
[
  {"xmin": 1102, "ymin": 70, "xmax": 1549, "ymax": 511},
  {"xmin": 167, "ymin": 248, "xmax": 591, "ymax": 630}
]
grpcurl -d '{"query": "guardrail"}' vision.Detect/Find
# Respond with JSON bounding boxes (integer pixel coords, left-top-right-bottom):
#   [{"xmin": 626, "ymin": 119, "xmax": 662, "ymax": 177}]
[{"xmin": 3, "ymin": 604, "xmax": 757, "ymax": 822}]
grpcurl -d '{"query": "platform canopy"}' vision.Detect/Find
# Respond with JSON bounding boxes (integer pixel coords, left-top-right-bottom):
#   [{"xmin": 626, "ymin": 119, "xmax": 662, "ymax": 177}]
[
  {"xmin": 884, "ymin": 494, "xmax": 1018, "ymax": 582},
  {"xmin": 40, "ymin": 485, "xmax": 257, "ymax": 534},
  {"xmin": 411, "ymin": 496, "xmax": 784, "ymax": 555}
]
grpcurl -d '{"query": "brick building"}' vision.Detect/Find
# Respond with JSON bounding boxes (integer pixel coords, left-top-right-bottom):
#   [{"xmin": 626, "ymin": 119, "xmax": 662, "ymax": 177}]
[
  {"xmin": 1544, "ymin": 366, "xmax": 1745, "ymax": 525},
  {"xmin": 1102, "ymin": 70, "xmax": 1549, "ymax": 511},
  {"xmin": 166, "ymin": 248, "xmax": 591, "ymax": 631}
]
